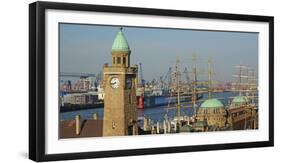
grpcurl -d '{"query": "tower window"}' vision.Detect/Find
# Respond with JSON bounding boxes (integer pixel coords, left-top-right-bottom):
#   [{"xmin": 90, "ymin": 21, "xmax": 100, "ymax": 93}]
[
  {"xmin": 128, "ymin": 94, "xmax": 132, "ymax": 104},
  {"xmin": 117, "ymin": 57, "xmax": 121, "ymax": 64},
  {"xmin": 123, "ymin": 57, "xmax": 126, "ymax": 65},
  {"xmin": 113, "ymin": 57, "xmax": 115, "ymax": 64}
]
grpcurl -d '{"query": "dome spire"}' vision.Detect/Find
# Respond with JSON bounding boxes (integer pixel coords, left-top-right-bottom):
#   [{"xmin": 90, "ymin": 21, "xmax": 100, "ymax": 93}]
[{"xmin": 111, "ymin": 27, "xmax": 130, "ymax": 52}]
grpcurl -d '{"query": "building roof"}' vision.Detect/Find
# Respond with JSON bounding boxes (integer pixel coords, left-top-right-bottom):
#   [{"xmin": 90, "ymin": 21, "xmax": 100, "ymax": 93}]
[
  {"xmin": 232, "ymin": 96, "xmax": 248, "ymax": 103},
  {"xmin": 111, "ymin": 27, "xmax": 130, "ymax": 52},
  {"xmin": 59, "ymin": 119, "xmax": 103, "ymax": 138},
  {"xmin": 200, "ymin": 98, "xmax": 224, "ymax": 108}
]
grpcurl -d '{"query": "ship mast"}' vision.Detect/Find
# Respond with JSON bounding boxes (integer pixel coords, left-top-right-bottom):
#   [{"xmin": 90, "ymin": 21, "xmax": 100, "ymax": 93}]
[
  {"xmin": 233, "ymin": 65, "xmax": 249, "ymax": 95},
  {"xmin": 207, "ymin": 58, "xmax": 212, "ymax": 98},
  {"xmin": 238, "ymin": 65, "xmax": 242, "ymax": 96},
  {"xmin": 175, "ymin": 57, "xmax": 181, "ymax": 126},
  {"xmin": 191, "ymin": 54, "xmax": 198, "ymax": 115},
  {"xmin": 232, "ymin": 65, "xmax": 258, "ymax": 104}
]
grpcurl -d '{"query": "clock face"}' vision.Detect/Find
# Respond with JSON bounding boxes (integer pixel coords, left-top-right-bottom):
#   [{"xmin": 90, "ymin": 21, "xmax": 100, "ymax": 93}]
[
  {"xmin": 126, "ymin": 78, "xmax": 132, "ymax": 89},
  {"xmin": 110, "ymin": 77, "xmax": 120, "ymax": 89}
]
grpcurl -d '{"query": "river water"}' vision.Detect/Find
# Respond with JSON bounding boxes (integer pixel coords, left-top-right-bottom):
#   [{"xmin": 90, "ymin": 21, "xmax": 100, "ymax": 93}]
[{"xmin": 60, "ymin": 92, "xmax": 236, "ymax": 122}]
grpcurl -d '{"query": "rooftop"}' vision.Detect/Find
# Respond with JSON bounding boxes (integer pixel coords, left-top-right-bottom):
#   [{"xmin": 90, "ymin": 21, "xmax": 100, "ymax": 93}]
[
  {"xmin": 200, "ymin": 98, "xmax": 224, "ymax": 108},
  {"xmin": 111, "ymin": 27, "xmax": 130, "ymax": 52},
  {"xmin": 59, "ymin": 119, "xmax": 103, "ymax": 138}
]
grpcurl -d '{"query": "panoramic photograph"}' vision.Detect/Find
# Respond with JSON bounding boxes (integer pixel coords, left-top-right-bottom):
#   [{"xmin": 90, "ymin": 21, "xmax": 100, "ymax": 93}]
[{"xmin": 58, "ymin": 24, "xmax": 259, "ymax": 138}]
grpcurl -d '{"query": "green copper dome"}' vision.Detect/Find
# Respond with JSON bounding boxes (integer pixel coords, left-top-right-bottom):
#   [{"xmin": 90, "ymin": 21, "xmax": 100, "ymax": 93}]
[
  {"xmin": 232, "ymin": 96, "xmax": 248, "ymax": 103},
  {"xmin": 111, "ymin": 28, "xmax": 130, "ymax": 52},
  {"xmin": 200, "ymin": 98, "xmax": 224, "ymax": 108}
]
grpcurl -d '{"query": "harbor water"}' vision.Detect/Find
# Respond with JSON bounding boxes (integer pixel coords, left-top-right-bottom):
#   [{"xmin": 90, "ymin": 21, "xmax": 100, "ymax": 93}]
[{"xmin": 60, "ymin": 92, "xmax": 236, "ymax": 122}]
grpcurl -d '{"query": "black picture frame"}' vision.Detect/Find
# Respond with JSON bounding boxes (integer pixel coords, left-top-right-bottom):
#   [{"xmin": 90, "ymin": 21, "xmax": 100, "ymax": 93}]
[{"xmin": 29, "ymin": 1, "xmax": 274, "ymax": 162}]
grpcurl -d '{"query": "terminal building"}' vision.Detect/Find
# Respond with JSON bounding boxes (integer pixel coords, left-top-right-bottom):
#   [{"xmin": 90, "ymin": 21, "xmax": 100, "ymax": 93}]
[
  {"xmin": 195, "ymin": 95, "xmax": 258, "ymax": 132},
  {"xmin": 195, "ymin": 98, "xmax": 227, "ymax": 131},
  {"xmin": 227, "ymin": 95, "xmax": 258, "ymax": 130}
]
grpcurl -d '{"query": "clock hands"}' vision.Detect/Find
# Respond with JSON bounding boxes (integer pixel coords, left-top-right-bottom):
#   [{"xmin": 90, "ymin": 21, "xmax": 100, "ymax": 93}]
[{"xmin": 110, "ymin": 78, "xmax": 119, "ymax": 88}]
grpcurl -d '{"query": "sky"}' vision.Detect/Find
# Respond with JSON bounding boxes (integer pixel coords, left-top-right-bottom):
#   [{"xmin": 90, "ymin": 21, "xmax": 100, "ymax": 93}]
[{"xmin": 59, "ymin": 23, "xmax": 258, "ymax": 82}]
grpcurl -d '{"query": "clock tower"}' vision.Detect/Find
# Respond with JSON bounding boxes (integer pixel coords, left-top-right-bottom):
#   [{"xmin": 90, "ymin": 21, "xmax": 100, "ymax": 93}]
[{"xmin": 102, "ymin": 28, "xmax": 138, "ymax": 136}]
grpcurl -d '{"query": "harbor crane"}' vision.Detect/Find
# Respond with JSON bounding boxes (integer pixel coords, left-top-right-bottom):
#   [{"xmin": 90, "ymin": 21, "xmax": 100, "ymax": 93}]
[{"xmin": 138, "ymin": 62, "xmax": 145, "ymax": 87}]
